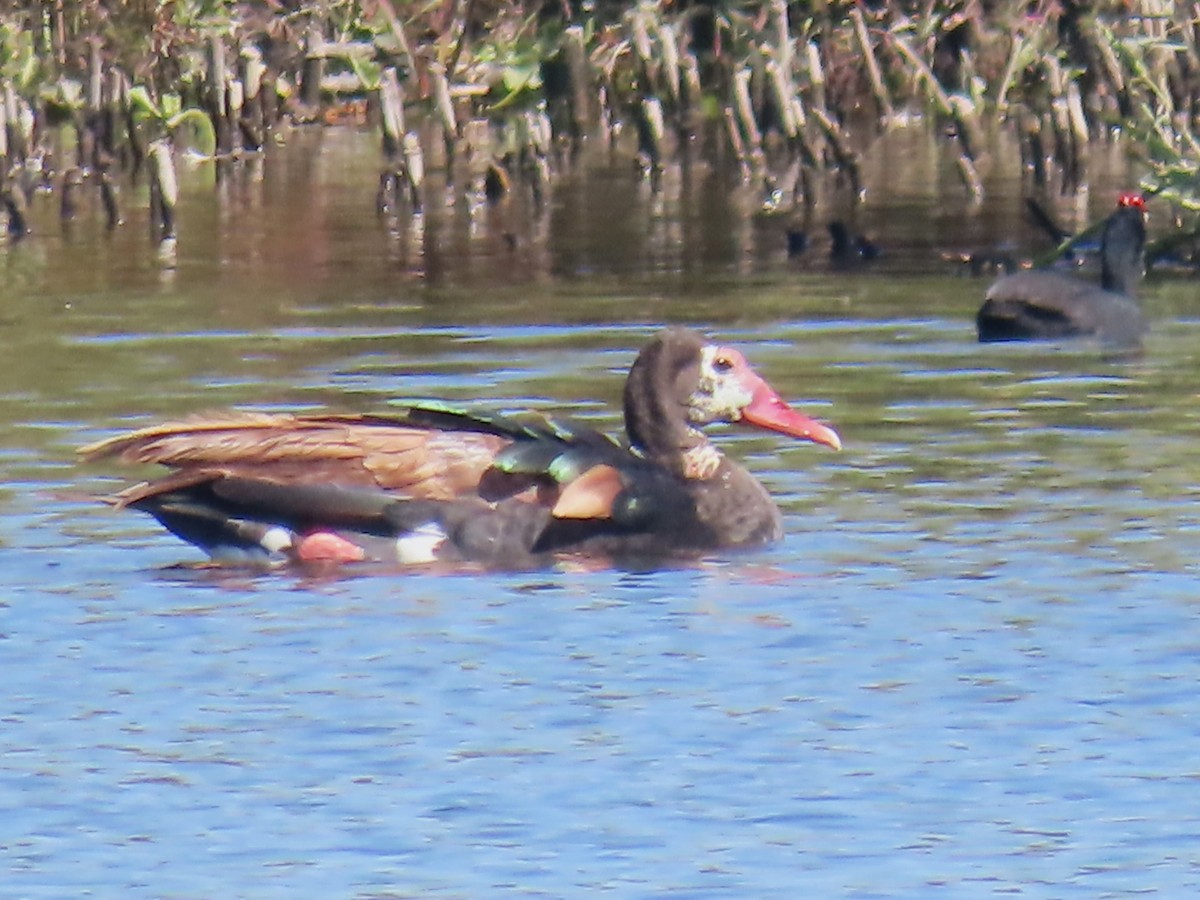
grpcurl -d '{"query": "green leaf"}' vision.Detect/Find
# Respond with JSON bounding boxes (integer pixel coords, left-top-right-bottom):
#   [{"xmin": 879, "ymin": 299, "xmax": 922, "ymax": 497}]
[
  {"xmin": 349, "ymin": 55, "xmax": 382, "ymax": 91},
  {"xmin": 502, "ymin": 62, "xmax": 541, "ymax": 94},
  {"xmin": 162, "ymin": 93, "xmax": 183, "ymax": 119},
  {"xmin": 166, "ymin": 108, "xmax": 217, "ymax": 156},
  {"xmin": 128, "ymin": 85, "xmax": 163, "ymax": 119}
]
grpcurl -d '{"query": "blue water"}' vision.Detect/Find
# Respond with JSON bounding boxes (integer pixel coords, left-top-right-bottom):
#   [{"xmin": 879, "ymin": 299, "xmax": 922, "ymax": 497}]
[
  {"xmin": 4, "ymin": 128, "xmax": 1200, "ymax": 896},
  {"xmin": 9, "ymin": 501, "xmax": 1200, "ymax": 896}
]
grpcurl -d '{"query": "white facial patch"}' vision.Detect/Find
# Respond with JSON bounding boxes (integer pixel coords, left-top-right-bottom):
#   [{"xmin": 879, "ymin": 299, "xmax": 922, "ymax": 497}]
[
  {"xmin": 395, "ymin": 522, "xmax": 448, "ymax": 565},
  {"xmin": 681, "ymin": 443, "xmax": 723, "ymax": 479},
  {"xmin": 689, "ymin": 345, "xmax": 754, "ymax": 424}
]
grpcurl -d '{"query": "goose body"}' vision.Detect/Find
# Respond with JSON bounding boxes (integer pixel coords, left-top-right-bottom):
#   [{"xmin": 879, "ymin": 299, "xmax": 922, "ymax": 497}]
[
  {"xmin": 82, "ymin": 328, "xmax": 840, "ymax": 569},
  {"xmin": 976, "ymin": 193, "xmax": 1148, "ymax": 347}
]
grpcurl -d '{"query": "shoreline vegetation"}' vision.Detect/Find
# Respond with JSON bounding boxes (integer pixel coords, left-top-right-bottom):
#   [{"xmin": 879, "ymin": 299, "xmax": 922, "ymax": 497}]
[{"xmin": 1, "ymin": 1, "xmax": 1198, "ymax": 264}]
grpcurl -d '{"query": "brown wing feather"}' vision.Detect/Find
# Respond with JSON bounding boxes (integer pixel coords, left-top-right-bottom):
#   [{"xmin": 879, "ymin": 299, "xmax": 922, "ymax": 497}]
[
  {"xmin": 107, "ymin": 468, "xmax": 229, "ymax": 508},
  {"xmin": 551, "ymin": 464, "xmax": 623, "ymax": 519},
  {"xmin": 81, "ymin": 412, "xmax": 513, "ymax": 501}
]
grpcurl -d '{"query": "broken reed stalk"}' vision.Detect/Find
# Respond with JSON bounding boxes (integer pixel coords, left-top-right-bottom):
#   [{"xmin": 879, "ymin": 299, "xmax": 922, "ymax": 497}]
[
  {"xmin": 889, "ymin": 31, "xmax": 982, "ymax": 198},
  {"xmin": 377, "ymin": 66, "xmax": 403, "ymax": 213},
  {"xmin": 723, "ymin": 106, "xmax": 752, "ymax": 180},
  {"xmin": 1065, "ymin": 80, "xmax": 1089, "ymax": 176},
  {"xmin": 772, "ymin": 0, "xmax": 792, "ymax": 76},
  {"xmin": 1, "ymin": 82, "xmax": 30, "ymax": 240},
  {"xmin": 630, "ymin": 6, "xmax": 655, "ymax": 95},
  {"xmin": 401, "ymin": 132, "xmax": 424, "ymax": 211},
  {"xmin": 809, "ymin": 107, "xmax": 862, "ymax": 197},
  {"xmin": 60, "ymin": 167, "xmax": 82, "ymax": 220},
  {"xmin": 7, "ymin": 1, "xmax": 1200, "ymax": 239},
  {"xmin": 0, "ymin": 82, "xmax": 10, "ymax": 165},
  {"xmin": 679, "ymin": 52, "xmax": 703, "ymax": 140},
  {"xmin": 598, "ymin": 84, "xmax": 616, "ymax": 150},
  {"xmin": 850, "ymin": 5, "xmax": 894, "ymax": 119},
  {"xmin": 376, "ymin": 66, "xmax": 423, "ymax": 213},
  {"xmin": 1043, "ymin": 56, "xmax": 1082, "ymax": 187},
  {"xmin": 207, "ymin": 35, "xmax": 233, "ymax": 157},
  {"xmin": 0, "ymin": 81, "xmax": 9, "ymax": 161},
  {"xmin": 804, "ymin": 41, "xmax": 827, "ymax": 119},
  {"xmin": 797, "ymin": 39, "xmax": 830, "ymax": 164},
  {"xmin": 888, "ymin": 31, "xmax": 953, "ymax": 117},
  {"xmin": 656, "ymin": 19, "xmax": 682, "ymax": 110},
  {"xmin": 784, "ymin": 23, "xmax": 861, "ymax": 189},
  {"xmin": 239, "ymin": 45, "xmax": 267, "ymax": 152},
  {"xmin": 120, "ymin": 74, "xmax": 144, "ymax": 175},
  {"xmin": 952, "ymin": 149, "xmax": 983, "ymax": 204},
  {"xmin": 226, "ymin": 68, "xmax": 244, "ymax": 150},
  {"xmin": 764, "ymin": 56, "xmax": 819, "ymax": 177},
  {"xmin": 370, "ymin": 0, "xmax": 423, "ymax": 91},
  {"xmin": 765, "ymin": 60, "xmax": 800, "ymax": 140},
  {"xmin": 105, "ymin": 68, "xmax": 131, "ymax": 169},
  {"xmin": 429, "ymin": 62, "xmax": 458, "ymax": 166},
  {"xmin": 147, "ymin": 139, "xmax": 177, "ymax": 241},
  {"xmin": 731, "ymin": 67, "xmax": 764, "ymax": 167},
  {"xmin": 636, "ymin": 95, "xmax": 666, "ymax": 171},
  {"xmin": 80, "ymin": 38, "xmax": 107, "ymax": 169},
  {"xmin": 299, "ymin": 25, "xmax": 324, "ymax": 118},
  {"xmin": 994, "ymin": 30, "xmax": 1027, "ymax": 119},
  {"xmin": 2, "ymin": 183, "xmax": 29, "ymax": 240},
  {"xmin": 520, "ymin": 108, "xmax": 553, "ymax": 206},
  {"xmin": 1091, "ymin": 25, "xmax": 1130, "ymax": 117},
  {"xmin": 442, "ymin": 0, "xmax": 474, "ymax": 79},
  {"xmin": 1019, "ymin": 110, "xmax": 1048, "ymax": 187},
  {"xmin": 561, "ymin": 25, "xmax": 593, "ymax": 139},
  {"xmin": 99, "ymin": 170, "xmax": 121, "ymax": 229},
  {"xmin": 764, "ymin": 0, "xmax": 797, "ymax": 141}
]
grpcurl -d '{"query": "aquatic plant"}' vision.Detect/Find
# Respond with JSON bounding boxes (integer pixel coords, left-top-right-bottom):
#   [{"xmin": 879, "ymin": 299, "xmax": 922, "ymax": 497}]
[{"xmin": 1, "ymin": 0, "xmax": 1198, "ymax": 246}]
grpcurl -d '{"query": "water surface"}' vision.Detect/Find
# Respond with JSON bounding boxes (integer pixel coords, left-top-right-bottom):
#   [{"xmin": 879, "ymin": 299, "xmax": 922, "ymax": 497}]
[{"xmin": 3, "ymin": 126, "xmax": 1200, "ymax": 897}]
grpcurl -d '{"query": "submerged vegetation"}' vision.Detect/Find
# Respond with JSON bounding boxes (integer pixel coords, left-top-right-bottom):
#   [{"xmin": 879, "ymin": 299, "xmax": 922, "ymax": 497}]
[{"xmin": 1, "ymin": 1, "xmax": 1199, "ymax": 254}]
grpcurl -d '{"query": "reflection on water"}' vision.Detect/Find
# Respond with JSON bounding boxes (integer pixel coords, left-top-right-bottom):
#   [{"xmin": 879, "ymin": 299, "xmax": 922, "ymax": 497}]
[{"xmin": 3, "ymin": 125, "xmax": 1200, "ymax": 895}]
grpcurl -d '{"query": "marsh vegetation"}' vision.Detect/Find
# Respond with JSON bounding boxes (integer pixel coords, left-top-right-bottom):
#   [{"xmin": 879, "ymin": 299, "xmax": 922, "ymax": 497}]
[{"xmin": 1, "ymin": 1, "xmax": 1198, "ymax": 257}]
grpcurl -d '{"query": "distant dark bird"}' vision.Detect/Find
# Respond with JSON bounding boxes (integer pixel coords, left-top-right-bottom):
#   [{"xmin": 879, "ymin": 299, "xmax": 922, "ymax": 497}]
[
  {"xmin": 785, "ymin": 229, "xmax": 809, "ymax": 258},
  {"xmin": 976, "ymin": 192, "xmax": 1148, "ymax": 347},
  {"xmin": 828, "ymin": 221, "xmax": 880, "ymax": 265},
  {"xmin": 943, "ymin": 249, "xmax": 1018, "ymax": 278},
  {"xmin": 81, "ymin": 328, "xmax": 841, "ymax": 570}
]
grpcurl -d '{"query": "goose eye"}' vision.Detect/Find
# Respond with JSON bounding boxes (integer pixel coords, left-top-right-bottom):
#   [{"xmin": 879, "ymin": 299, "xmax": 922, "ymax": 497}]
[{"xmin": 712, "ymin": 355, "xmax": 734, "ymax": 373}]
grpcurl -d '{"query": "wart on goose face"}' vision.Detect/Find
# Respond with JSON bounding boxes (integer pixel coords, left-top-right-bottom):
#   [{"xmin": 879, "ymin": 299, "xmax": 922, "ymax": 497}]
[{"xmin": 688, "ymin": 345, "xmax": 755, "ymax": 425}]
